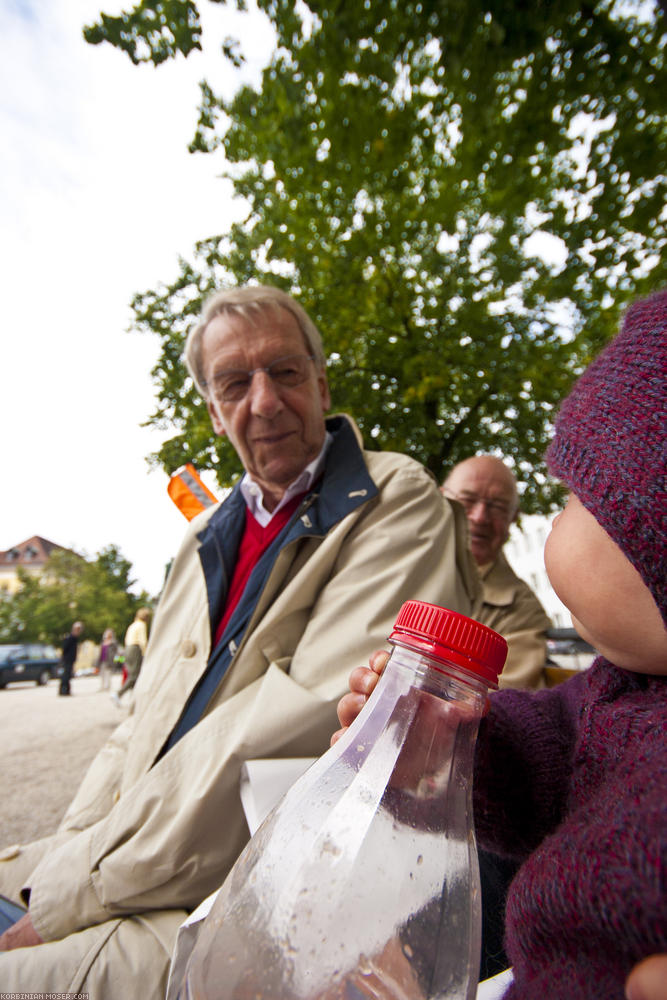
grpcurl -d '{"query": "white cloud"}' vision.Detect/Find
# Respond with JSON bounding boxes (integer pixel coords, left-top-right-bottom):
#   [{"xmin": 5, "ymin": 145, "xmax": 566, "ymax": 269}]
[{"xmin": 0, "ymin": 0, "xmax": 275, "ymax": 597}]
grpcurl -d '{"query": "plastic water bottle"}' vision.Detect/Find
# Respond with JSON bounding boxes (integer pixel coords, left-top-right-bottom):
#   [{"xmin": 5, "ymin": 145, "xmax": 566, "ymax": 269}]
[{"xmin": 182, "ymin": 601, "xmax": 507, "ymax": 999}]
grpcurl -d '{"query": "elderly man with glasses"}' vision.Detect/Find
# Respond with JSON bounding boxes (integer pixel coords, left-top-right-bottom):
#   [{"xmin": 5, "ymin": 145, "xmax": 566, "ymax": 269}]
[
  {"xmin": 442, "ymin": 455, "xmax": 552, "ymax": 690},
  {"xmin": 0, "ymin": 285, "xmax": 478, "ymax": 996}
]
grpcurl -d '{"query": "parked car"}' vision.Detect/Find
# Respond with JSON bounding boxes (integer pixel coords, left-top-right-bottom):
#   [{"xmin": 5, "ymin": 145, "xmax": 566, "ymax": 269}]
[{"xmin": 0, "ymin": 643, "xmax": 61, "ymax": 688}]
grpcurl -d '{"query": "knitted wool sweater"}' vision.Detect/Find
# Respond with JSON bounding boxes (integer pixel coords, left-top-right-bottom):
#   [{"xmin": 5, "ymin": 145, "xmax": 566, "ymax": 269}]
[{"xmin": 473, "ymin": 659, "xmax": 667, "ymax": 999}]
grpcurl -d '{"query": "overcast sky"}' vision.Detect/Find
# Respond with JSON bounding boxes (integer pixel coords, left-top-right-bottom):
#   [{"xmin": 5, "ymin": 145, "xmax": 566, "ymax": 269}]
[{"xmin": 1, "ymin": 0, "xmax": 275, "ymax": 596}]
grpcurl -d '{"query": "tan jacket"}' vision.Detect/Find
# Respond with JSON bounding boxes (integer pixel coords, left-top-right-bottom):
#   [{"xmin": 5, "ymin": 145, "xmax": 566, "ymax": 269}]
[
  {"xmin": 0, "ymin": 417, "xmax": 478, "ymax": 995},
  {"xmin": 472, "ymin": 550, "xmax": 551, "ymax": 690}
]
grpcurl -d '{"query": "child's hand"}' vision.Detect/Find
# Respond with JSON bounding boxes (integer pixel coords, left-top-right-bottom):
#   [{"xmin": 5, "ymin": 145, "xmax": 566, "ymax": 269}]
[
  {"xmin": 626, "ymin": 955, "xmax": 667, "ymax": 1000},
  {"xmin": 331, "ymin": 650, "xmax": 389, "ymax": 744}
]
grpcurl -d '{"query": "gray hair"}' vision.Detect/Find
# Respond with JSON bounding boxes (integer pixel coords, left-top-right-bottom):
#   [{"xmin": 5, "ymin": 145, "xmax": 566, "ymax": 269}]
[{"xmin": 184, "ymin": 285, "xmax": 327, "ymax": 398}]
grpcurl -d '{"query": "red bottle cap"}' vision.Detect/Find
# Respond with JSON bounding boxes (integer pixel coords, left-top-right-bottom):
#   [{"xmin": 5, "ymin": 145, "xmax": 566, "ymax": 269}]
[{"xmin": 389, "ymin": 601, "xmax": 507, "ymax": 687}]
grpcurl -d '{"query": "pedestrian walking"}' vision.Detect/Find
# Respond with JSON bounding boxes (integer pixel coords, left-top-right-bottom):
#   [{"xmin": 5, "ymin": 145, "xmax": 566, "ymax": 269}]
[
  {"xmin": 112, "ymin": 609, "xmax": 150, "ymax": 704},
  {"xmin": 96, "ymin": 629, "xmax": 118, "ymax": 692},
  {"xmin": 58, "ymin": 621, "xmax": 83, "ymax": 697}
]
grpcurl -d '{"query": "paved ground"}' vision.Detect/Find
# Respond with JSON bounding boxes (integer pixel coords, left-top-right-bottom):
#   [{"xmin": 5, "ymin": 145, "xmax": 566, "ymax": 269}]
[{"xmin": 0, "ymin": 673, "xmax": 126, "ymax": 846}]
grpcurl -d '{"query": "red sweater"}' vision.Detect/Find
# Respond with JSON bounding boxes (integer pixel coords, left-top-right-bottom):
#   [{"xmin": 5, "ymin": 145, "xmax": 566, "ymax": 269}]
[{"xmin": 214, "ymin": 494, "xmax": 305, "ymax": 646}]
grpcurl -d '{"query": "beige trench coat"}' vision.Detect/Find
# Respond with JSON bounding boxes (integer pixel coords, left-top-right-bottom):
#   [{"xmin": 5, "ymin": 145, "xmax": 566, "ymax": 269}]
[
  {"xmin": 472, "ymin": 550, "xmax": 552, "ymax": 690},
  {"xmin": 0, "ymin": 426, "xmax": 478, "ymax": 996}
]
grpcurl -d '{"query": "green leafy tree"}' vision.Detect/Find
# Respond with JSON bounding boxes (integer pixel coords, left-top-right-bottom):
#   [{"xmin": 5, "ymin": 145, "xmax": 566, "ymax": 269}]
[
  {"xmin": 0, "ymin": 546, "xmax": 151, "ymax": 646},
  {"xmin": 85, "ymin": 0, "xmax": 666, "ymax": 511}
]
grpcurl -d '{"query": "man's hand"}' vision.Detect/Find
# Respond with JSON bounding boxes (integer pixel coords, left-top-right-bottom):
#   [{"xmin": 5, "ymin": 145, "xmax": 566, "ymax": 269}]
[
  {"xmin": 0, "ymin": 912, "xmax": 43, "ymax": 951},
  {"xmin": 331, "ymin": 650, "xmax": 389, "ymax": 744}
]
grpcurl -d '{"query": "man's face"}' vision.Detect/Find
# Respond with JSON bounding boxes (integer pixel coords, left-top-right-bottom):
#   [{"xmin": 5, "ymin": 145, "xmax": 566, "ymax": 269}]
[
  {"xmin": 442, "ymin": 457, "xmax": 517, "ymax": 566},
  {"xmin": 201, "ymin": 306, "xmax": 330, "ymax": 511}
]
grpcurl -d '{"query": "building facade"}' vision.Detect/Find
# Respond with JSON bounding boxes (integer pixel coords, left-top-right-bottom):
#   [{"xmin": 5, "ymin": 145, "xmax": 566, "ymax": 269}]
[{"xmin": 0, "ymin": 536, "xmax": 68, "ymax": 594}]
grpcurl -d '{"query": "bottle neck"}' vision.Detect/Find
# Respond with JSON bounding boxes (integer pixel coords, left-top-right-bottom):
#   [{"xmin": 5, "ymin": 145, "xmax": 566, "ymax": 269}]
[{"xmin": 387, "ymin": 639, "xmax": 492, "ymax": 709}]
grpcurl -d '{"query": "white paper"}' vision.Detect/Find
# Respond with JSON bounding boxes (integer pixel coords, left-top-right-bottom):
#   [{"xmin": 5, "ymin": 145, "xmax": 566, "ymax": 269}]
[
  {"xmin": 239, "ymin": 757, "xmax": 317, "ymax": 834},
  {"xmin": 476, "ymin": 967, "xmax": 514, "ymax": 999}
]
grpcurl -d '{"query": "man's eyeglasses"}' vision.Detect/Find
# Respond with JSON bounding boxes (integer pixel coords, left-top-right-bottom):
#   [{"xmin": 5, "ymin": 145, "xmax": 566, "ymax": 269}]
[
  {"xmin": 205, "ymin": 354, "xmax": 316, "ymax": 403},
  {"xmin": 446, "ymin": 492, "xmax": 513, "ymax": 520}
]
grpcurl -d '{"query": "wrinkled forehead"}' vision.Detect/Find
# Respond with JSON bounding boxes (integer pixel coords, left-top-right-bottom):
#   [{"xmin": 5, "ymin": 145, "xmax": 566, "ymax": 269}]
[
  {"xmin": 202, "ymin": 304, "xmax": 310, "ymax": 362},
  {"xmin": 451, "ymin": 463, "xmax": 515, "ymax": 499}
]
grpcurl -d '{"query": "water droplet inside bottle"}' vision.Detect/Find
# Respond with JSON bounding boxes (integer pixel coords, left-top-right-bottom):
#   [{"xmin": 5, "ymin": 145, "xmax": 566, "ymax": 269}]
[{"xmin": 358, "ymin": 954, "xmax": 373, "ymax": 975}]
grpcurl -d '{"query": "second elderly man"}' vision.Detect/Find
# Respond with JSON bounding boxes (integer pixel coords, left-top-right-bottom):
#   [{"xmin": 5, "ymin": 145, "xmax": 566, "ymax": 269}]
[
  {"xmin": 0, "ymin": 285, "xmax": 479, "ymax": 996},
  {"xmin": 443, "ymin": 455, "xmax": 552, "ymax": 689}
]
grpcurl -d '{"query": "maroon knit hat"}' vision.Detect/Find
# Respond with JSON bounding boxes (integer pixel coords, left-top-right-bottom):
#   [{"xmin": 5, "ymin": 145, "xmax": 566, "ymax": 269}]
[{"xmin": 545, "ymin": 289, "xmax": 667, "ymax": 627}]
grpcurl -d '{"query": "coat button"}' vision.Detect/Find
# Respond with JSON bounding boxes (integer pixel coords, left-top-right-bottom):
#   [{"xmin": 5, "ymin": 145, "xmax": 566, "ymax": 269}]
[{"xmin": 181, "ymin": 640, "xmax": 197, "ymax": 658}]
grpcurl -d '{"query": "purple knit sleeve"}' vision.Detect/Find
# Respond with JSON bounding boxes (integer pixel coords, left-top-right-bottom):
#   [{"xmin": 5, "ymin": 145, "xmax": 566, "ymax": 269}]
[{"xmin": 473, "ymin": 671, "xmax": 587, "ymax": 860}]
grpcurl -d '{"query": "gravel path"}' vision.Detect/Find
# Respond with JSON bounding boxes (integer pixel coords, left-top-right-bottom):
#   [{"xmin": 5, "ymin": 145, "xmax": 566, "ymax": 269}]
[{"xmin": 0, "ymin": 673, "xmax": 125, "ymax": 846}]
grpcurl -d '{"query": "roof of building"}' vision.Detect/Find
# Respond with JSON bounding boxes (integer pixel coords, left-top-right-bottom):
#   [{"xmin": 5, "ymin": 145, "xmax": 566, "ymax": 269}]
[{"xmin": 0, "ymin": 536, "xmax": 69, "ymax": 569}]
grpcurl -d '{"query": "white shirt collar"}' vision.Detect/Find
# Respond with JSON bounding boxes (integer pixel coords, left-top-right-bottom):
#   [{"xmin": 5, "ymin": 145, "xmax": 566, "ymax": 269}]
[{"xmin": 240, "ymin": 431, "xmax": 333, "ymax": 527}]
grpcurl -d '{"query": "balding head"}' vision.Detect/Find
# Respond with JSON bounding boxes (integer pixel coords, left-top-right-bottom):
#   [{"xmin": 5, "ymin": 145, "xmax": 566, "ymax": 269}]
[{"xmin": 442, "ymin": 455, "xmax": 519, "ymax": 566}]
